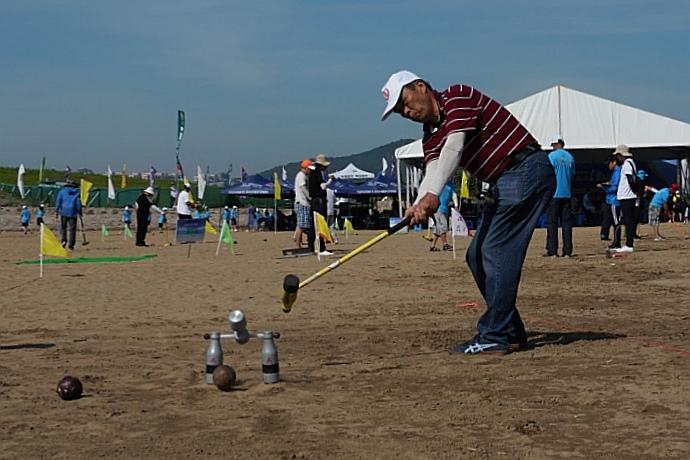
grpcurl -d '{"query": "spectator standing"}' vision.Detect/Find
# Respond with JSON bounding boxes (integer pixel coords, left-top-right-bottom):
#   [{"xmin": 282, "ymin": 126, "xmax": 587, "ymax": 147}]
[
  {"xmin": 55, "ymin": 179, "xmax": 82, "ymax": 250},
  {"xmin": 545, "ymin": 138, "xmax": 575, "ymax": 257},
  {"xmin": 247, "ymin": 203, "xmax": 258, "ymax": 231},
  {"xmin": 176, "ymin": 183, "xmax": 194, "ymax": 220},
  {"xmin": 614, "ymin": 145, "xmax": 639, "ymax": 253},
  {"xmin": 294, "ymin": 159, "xmax": 313, "ymax": 250},
  {"xmin": 134, "ymin": 187, "xmax": 161, "ymax": 246},
  {"xmin": 308, "ymin": 154, "xmax": 334, "ymax": 256},
  {"xmin": 20, "ymin": 205, "xmax": 31, "ymax": 234},
  {"xmin": 598, "ymin": 154, "xmax": 621, "ymax": 244},
  {"xmin": 230, "ymin": 205, "xmax": 239, "ymax": 231},
  {"xmin": 36, "ymin": 204, "xmax": 46, "ymax": 227}
]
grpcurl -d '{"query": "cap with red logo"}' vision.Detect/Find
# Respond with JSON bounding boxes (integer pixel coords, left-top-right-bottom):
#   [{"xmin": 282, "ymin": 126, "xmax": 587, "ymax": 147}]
[{"xmin": 380, "ymin": 70, "xmax": 421, "ymax": 121}]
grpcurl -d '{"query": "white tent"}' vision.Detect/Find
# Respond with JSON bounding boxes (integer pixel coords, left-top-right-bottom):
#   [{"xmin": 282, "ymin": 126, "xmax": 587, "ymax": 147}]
[
  {"xmin": 506, "ymin": 85, "xmax": 690, "ymax": 162},
  {"xmin": 332, "ymin": 162, "xmax": 375, "ymax": 180},
  {"xmin": 394, "ymin": 86, "xmax": 690, "ymax": 210}
]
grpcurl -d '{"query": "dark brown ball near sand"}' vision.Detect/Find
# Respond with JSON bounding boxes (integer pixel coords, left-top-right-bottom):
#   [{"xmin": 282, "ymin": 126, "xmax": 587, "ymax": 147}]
[
  {"xmin": 56, "ymin": 376, "xmax": 83, "ymax": 401},
  {"xmin": 212, "ymin": 365, "xmax": 236, "ymax": 391}
]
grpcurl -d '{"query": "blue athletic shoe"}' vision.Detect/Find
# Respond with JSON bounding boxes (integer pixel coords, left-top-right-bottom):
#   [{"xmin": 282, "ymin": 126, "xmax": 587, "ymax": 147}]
[{"xmin": 449, "ymin": 335, "xmax": 514, "ymax": 355}]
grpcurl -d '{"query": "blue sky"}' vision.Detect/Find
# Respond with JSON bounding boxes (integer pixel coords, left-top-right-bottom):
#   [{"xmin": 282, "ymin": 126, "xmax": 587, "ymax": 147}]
[{"xmin": 1, "ymin": 0, "xmax": 689, "ymax": 175}]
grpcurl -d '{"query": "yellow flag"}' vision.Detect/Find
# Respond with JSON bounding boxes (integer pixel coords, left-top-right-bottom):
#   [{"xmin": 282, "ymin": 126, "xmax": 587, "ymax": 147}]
[
  {"xmin": 273, "ymin": 172, "xmax": 281, "ymax": 201},
  {"xmin": 205, "ymin": 220, "xmax": 218, "ymax": 235},
  {"xmin": 315, "ymin": 212, "xmax": 334, "ymax": 243},
  {"xmin": 80, "ymin": 179, "xmax": 94, "ymax": 206},
  {"xmin": 121, "ymin": 164, "xmax": 127, "ymax": 189},
  {"xmin": 40, "ymin": 224, "xmax": 69, "ymax": 258},
  {"xmin": 344, "ymin": 218, "xmax": 357, "ymax": 234},
  {"xmin": 460, "ymin": 170, "xmax": 470, "ymax": 199}
]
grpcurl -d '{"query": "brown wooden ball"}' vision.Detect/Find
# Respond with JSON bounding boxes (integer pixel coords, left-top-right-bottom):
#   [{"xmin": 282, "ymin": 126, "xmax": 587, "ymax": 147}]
[{"xmin": 212, "ymin": 365, "xmax": 236, "ymax": 391}]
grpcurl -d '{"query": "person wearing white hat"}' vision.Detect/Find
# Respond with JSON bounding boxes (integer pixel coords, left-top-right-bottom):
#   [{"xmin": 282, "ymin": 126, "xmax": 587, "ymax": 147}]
[
  {"xmin": 381, "ymin": 70, "xmax": 556, "ymax": 355},
  {"xmin": 20, "ymin": 205, "xmax": 31, "ymax": 235},
  {"xmin": 613, "ymin": 144, "xmax": 639, "ymax": 252},
  {"xmin": 158, "ymin": 207, "xmax": 168, "ymax": 233},
  {"xmin": 176, "ymin": 182, "xmax": 195, "ymax": 220},
  {"xmin": 134, "ymin": 186, "xmax": 162, "ymax": 246}
]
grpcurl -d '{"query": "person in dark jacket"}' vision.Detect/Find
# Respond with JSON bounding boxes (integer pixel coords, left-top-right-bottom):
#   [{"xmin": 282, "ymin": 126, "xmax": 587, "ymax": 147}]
[
  {"xmin": 55, "ymin": 179, "xmax": 82, "ymax": 250},
  {"xmin": 308, "ymin": 154, "xmax": 334, "ymax": 255},
  {"xmin": 135, "ymin": 187, "xmax": 161, "ymax": 246}
]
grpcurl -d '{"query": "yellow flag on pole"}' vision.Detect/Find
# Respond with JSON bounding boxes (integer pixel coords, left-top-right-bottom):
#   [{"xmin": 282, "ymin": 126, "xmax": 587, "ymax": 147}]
[
  {"xmin": 80, "ymin": 179, "xmax": 93, "ymax": 206},
  {"xmin": 344, "ymin": 218, "xmax": 357, "ymax": 235},
  {"xmin": 273, "ymin": 172, "xmax": 281, "ymax": 201},
  {"xmin": 460, "ymin": 170, "xmax": 470, "ymax": 199},
  {"xmin": 205, "ymin": 220, "xmax": 218, "ymax": 235},
  {"xmin": 315, "ymin": 212, "xmax": 334, "ymax": 243},
  {"xmin": 40, "ymin": 224, "xmax": 69, "ymax": 258},
  {"xmin": 121, "ymin": 164, "xmax": 127, "ymax": 189}
]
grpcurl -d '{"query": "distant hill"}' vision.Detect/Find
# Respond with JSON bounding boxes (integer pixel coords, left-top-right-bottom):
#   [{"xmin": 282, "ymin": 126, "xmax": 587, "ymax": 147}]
[{"xmin": 259, "ymin": 139, "xmax": 415, "ymax": 181}]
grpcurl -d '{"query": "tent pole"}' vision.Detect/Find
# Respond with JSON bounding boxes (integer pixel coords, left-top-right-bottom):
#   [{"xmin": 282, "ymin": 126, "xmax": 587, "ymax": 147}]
[{"xmin": 396, "ymin": 159, "xmax": 403, "ymax": 217}]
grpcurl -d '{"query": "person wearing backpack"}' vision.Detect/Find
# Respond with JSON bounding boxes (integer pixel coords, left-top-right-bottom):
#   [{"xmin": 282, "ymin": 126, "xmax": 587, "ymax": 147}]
[
  {"xmin": 613, "ymin": 145, "xmax": 639, "ymax": 253},
  {"xmin": 55, "ymin": 179, "xmax": 82, "ymax": 250}
]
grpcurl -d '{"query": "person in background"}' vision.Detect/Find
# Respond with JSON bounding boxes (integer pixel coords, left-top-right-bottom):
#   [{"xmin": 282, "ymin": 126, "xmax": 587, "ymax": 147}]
[
  {"xmin": 294, "ymin": 159, "xmax": 313, "ymax": 250},
  {"xmin": 55, "ymin": 178, "xmax": 82, "ymax": 250},
  {"xmin": 247, "ymin": 203, "xmax": 258, "ymax": 231},
  {"xmin": 36, "ymin": 204, "xmax": 46, "ymax": 227},
  {"xmin": 597, "ymin": 154, "xmax": 621, "ymax": 244},
  {"xmin": 634, "ymin": 169, "xmax": 649, "ymax": 238},
  {"xmin": 545, "ymin": 138, "xmax": 575, "ymax": 257},
  {"xmin": 176, "ymin": 182, "xmax": 195, "ymax": 220},
  {"xmin": 222, "ymin": 206, "xmax": 232, "ymax": 226},
  {"xmin": 430, "ymin": 182, "xmax": 454, "ymax": 251},
  {"xmin": 613, "ymin": 145, "xmax": 639, "ymax": 253},
  {"xmin": 645, "ymin": 184, "xmax": 673, "ymax": 240},
  {"xmin": 134, "ymin": 186, "xmax": 161, "ymax": 247},
  {"xmin": 671, "ymin": 187, "xmax": 687, "ymax": 223},
  {"xmin": 327, "ymin": 186, "xmax": 336, "ymax": 228},
  {"xmin": 158, "ymin": 207, "xmax": 168, "ymax": 233},
  {"xmin": 169, "ymin": 185, "xmax": 178, "ymax": 209},
  {"xmin": 20, "ymin": 205, "xmax": 31, "ymax": 234},
  {"xmin": 230, "ymin": 205, "xmax": 239, "ymax": 231},
  {"xmin": 122, "ymin": 205, "xmax": 132, "ymax": 230},
  {"xmin": 308, "ymin": 154, "xmax": 334, "ymax": 256}
]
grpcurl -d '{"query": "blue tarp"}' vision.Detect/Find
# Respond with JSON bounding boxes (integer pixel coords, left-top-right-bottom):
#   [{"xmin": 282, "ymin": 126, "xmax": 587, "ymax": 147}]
[
  {"xmin": 350, "ymin": 173, "xmax": 398, "ymax": 195},
  {"xmin": 221, "ymin": 174, "xmax": 294, "ymax": 197}
]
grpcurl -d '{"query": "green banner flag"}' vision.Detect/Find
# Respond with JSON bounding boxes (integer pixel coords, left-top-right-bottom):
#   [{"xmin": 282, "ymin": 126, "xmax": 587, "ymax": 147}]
[{"xmin": 177, "ymin": 110, "xmax": 185, "ymax": 142}]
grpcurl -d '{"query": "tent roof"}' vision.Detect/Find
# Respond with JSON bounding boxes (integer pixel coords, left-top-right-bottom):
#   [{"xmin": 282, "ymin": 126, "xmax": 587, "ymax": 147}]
[
  {"xmin": 395, "ymin": 86, "xmax": 690, "ymax": 163},
  {"xmin": 332, "ymin": 162, "xmax": 375, "ymax": 180}
]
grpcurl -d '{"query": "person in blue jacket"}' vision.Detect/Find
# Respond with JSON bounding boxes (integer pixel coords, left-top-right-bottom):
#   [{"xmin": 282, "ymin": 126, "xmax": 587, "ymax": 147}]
[
  {"xmin": 122, "ymin": 206, "xmax": 132, "ymax": 230},
  {"xmin": 55, "ymin": 179, "xmax": 82, "ymax": 249},
  {"xmin": 430, "ymin": 182, "xmax": 454, "ymax": 251},
  {"xmin": 158, "ymin": 207, "xmax": 168, "ymax": 233},
  {"xmin": 644, "ymin": 184, "xmax": 675, "ymax": 240},
  {"xmin": 597, "ymin": 154, "xmax": 621, "ymax": 245},
  {"xmin": 20, "ymin": 205, "xmax": 31, "ymax": 234},
  {"xmin": 36, "ymin": 204, "xmax": 46, "ymax": 226}
]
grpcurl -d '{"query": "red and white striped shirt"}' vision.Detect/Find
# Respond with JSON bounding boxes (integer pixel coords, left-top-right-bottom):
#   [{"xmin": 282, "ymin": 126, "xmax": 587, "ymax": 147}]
[{"xmin": 422, "ymin": 85, "xmax": 536, "ymax": 182}]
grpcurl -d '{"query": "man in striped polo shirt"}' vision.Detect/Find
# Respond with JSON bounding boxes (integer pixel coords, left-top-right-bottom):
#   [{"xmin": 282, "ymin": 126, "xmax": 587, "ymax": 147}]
[{"xmin": 381, "ymin": 70, "xmax": 556, "ymax": 355}]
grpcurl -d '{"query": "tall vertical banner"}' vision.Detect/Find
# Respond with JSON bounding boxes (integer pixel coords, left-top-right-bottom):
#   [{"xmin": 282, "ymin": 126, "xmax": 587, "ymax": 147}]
[
  {"xmin": 273, "ymin": 172, "xmax": 281, "ymax": 233},
  {"xmin": 121, "ymin": 164, "xmax": 127, "ymax": 189},
  {"xmin": 17, "ymin": 164, "xmax": 26, "ymax": 198},
  {"xmin": 149, "ymin": 166, "xmax": 157, "ymax": 188},
  {"xmin": 176, "ymin": 110, "xmax": 186, "ymax": 183},
  {"xmin": 38, "ymin": 157, "xmax": 46, "ymax": 183},
  {"xmin": 197, "ymin": 165, "xmax": 206, "ymax": 200},
  {"xmin": 107, "ymin": 166, "xmax": 116, "ymax": 200}
]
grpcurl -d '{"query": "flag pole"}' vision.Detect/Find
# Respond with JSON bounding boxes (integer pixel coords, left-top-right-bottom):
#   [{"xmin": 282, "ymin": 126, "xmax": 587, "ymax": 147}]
[
  {"xmin": 215, "ymin": 224, "xmax": 223, "ymax": 257},
  {"xmin": 39, "ymin": 223, "xmax": 44, "ymax": 278},
  {"xmin": 314, "ymin": 211, "xmax": 320, "ymax": 260},
  {"xmin": 274, "ymin": 199, "xmax": 277, "ymax": 234}
]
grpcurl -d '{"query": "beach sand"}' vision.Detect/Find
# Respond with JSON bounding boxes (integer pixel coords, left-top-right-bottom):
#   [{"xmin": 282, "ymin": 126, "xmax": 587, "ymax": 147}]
[{"xmin": 1, "ymin": 223, "xmax": 689, "ymax": 459}]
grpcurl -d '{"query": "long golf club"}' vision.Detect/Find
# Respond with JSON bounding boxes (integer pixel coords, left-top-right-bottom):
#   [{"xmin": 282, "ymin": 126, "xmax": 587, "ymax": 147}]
[
  {"xmin": 281, "ymin": 216, "xmax": 411, "ymax": 313},
  {"xmin": 79, "ymin": 215, "xmax": 89, "ymax": 246}
]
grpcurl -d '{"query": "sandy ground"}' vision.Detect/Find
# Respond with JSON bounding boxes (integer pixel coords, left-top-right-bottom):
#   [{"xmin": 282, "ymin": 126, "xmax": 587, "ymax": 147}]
[{"xmin": 1, "ymin": 221, "xmax": 689, "ymax": 459}]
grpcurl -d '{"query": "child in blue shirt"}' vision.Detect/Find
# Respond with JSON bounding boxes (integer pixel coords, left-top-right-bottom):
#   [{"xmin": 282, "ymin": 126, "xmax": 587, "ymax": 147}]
[
  {"xmin": 122, "ymin": 206, "xmax": 132, "ymax": 229},
  {"xmin": 20, "ymin": 205, "xmax": 31, "ymax": 234},
  {"xmin": 158, "ymin": 207, "xmax": 168, "ymax": 232},
  {"xmin": 36, "ymin": 204, "xmax": 46, "ymax": 226},
  {"xmin": 645, "ymin": 185, "xmax": 673, "ymax": 240}
]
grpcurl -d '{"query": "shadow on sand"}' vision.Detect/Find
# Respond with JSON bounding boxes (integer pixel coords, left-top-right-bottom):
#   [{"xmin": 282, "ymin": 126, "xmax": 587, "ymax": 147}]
[{"xmin": 524, "ymin": 331, "xmax": 625, "ymax": 350}]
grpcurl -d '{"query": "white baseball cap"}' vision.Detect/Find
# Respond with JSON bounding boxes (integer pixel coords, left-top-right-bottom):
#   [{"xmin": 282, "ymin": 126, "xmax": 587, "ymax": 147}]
[{"xmin": 381, "ymin": 70, "xmax": 421, "ymax": 121}]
